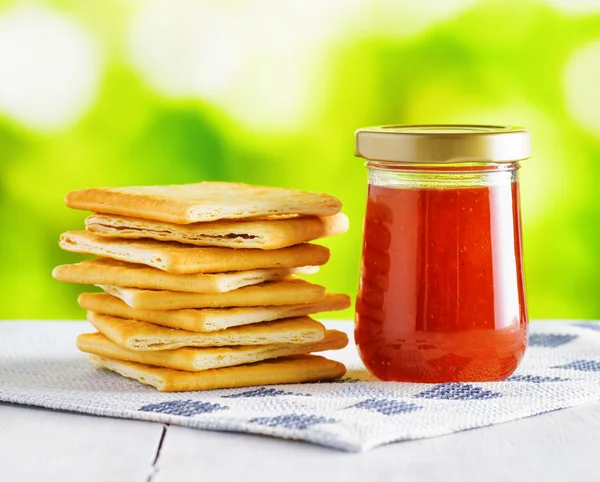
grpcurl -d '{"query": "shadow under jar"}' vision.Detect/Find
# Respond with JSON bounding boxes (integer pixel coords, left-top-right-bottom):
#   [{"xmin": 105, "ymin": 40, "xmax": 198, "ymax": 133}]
[{"xmin": 354, "ymin": 125, "xmax": 530, "ymax": 383}]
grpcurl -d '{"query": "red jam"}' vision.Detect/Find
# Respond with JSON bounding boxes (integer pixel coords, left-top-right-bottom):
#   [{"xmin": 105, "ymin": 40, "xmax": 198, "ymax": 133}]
[{"xmin": 355, "ymin": 180, "xmax": 528, "ymax": 382}]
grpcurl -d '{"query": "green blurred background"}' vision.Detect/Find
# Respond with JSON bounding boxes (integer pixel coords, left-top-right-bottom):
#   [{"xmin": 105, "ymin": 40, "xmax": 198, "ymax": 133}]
[{"xmin": 0, "ymin": 0, "xmax": 598, "ymax": 320}]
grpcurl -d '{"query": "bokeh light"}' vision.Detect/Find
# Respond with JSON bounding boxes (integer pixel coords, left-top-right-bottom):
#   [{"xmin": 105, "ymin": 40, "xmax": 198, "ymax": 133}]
[
  {"xmin": 0, "ymin": 0, "xmax": 598, "ymax": 321},
  {"xmin": 0, "ymin": 5, "xmax": 100, "ymax": 130},
  {"xmin": 544, "ymin": 0, "xmax": 600, "ymax": 15},
  {"xmin": 564, "ymin": 39, "xmax": 600, "ymax": 136}
]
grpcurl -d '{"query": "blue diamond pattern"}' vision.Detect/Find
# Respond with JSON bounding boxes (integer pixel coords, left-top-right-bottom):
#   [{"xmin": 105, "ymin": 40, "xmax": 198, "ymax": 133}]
[
  {"xmin": 573, "ymin": 323, "xmax": 600, "ymax": 332},
  {"xmin": 553, "ymin": 360, "xmax": 600, "ymax": 372},
  {"xmin": 507, "ymin": 375, "xmax": 569, "ymax": 383},
  {"xmin": 415, "ymin": 383, "xmax": 502, "ymax": 400},
  {"xmin": 250, "ymin": 414, "xmax": 336, "ymax": 430},
  {"xmin": 222, "ymin": 387, "xmax": 303, "ymax": 398},
  {"xmin": 139, "ymin": 400, "xmax": 228, "ymax": 417},
  {"xmin": 529, "ymin": 333, "xmax": 578, "ymax": 347},
  {"xmin": 349, "ymin": 398, "xmax": 422, "ymax": 415}
]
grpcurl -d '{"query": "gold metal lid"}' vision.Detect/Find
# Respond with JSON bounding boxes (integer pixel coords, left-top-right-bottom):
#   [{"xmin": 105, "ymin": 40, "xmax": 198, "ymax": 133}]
[{"xmin": 355, "ymin": 124, "xmax": 530, "ymax": 163}]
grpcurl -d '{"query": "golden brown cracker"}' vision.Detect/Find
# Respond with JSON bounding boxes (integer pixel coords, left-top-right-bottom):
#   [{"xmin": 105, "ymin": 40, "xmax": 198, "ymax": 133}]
[
  {"xmin": 87, "ymin": 311, "xmax": 326, "ymax": 351},
  {"xmin": 99, "ymin": 278, "xmax": 325, "ymax": 310},
  {"xmin": 89, "ymin": 353, "xmax": 346, "ymax": 391},
  {"xmin": 59, "ymin": 230, "xmax": 329, "ymax": 274},
  {"xmin": 53, "ymin": 258, "xmax": 316, "ymax": 293},
  {"xmin": 78, "ymin": 292, "xmax": 351, "ymax": 331},
  {"xmin": 77, "ymin": 330, "xmax": 348, "ymax": 371},
  {"xmin": 65, "ymin": 182, "xmax": 341, "ymax": 224},
  {"xmin": 85, "ymin": 213, "xmax": 348, "ymax": 250}
]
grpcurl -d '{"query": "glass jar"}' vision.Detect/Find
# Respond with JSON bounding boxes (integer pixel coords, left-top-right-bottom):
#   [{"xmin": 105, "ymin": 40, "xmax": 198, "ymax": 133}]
[{"xmin": 354, "ymin": 125, "xmax": 530, "ymax": 383}]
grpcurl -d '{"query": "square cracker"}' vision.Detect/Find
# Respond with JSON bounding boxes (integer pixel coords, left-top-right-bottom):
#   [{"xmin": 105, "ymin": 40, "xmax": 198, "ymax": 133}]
[
  {"xmin": 87, "ymin": 311, "xmax": 326, "ymax": 351},
  {"xmin": 78, "ymin": 292, "xmax": 351, "ymax": 332},
  {"xmin": 65, "ymin": 182, "xmax": 342, "ymax": 224},
  {"xmin": 89, "ymin": 353, "xmax": 346, "ymax": 391},
  {"xmin": 53, "ymin": 258, "xmax": 317, "ymax": 294},
  {"xmin": 77, "ymin": 330, "xmax": 348, "ymax": 371},
  {"xmin": 85, "ymin": 212, "xmax": 349, "ymax": 250},
  {"xmin": 59, "ymin": 231, "xmax": 329, "ymax": 274},
  {"xmin": 99, "ymin": 278, "xmax": 325, "ymax": 310}
]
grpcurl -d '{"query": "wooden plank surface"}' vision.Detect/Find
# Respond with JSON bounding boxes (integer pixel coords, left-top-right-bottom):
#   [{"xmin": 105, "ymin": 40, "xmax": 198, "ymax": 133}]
[
  {"xmin": 153, "ymin": 402, "xmax": 600, "ymax": 482},
  {"xmin": 0, "ymin": 404, "xmax": 164, "ymax": 482},
  {"xmin": 2, "ymin": 400, "xmax": 598, "ymax": 482}
]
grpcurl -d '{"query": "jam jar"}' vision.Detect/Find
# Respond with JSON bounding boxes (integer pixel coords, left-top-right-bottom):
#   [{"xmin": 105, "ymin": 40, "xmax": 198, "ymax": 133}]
[{"xmin": 354, "ymin": 125, "xmax": 530, "ymax": 383}]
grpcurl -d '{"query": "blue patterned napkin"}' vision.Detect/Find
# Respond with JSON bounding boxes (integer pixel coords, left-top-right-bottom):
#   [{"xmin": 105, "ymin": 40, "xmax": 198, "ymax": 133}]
[{"xmin": 1, "ymin": 320, "xmax": 599, "ymax": 452}]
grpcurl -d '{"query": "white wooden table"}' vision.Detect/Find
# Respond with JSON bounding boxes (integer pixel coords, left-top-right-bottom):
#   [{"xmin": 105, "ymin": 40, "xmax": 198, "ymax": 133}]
[
  {"xmin": 2, "ymin": 321, "xmax": 600, "ymax": 482},
  {"xmin": 2, "ymin": 401, "xmax": 600, "ymax": 481}
]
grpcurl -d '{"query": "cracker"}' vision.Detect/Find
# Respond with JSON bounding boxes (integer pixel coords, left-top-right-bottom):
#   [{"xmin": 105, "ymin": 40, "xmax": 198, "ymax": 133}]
[
  {"xmin": 53, "ymin": 258, "xmax": 317, "ymax": 293},
  {"xmin": 99, "ymin": 278, "xmax": 325, "ymax": 310},
  {"xmin": 78, "ymin": 330, "xmax": 348, "ymax": 371},
  {"xmin": 78, "ymin": 292, "xmax": 352, "ymax": 332},
  {"xmin": 85, "ymin": 213, "xmax": 349, "ymax": 250},
  {"xmin": 87, "ymin": 311, "xmax": 326, "ymax": 351},
  {"xmin": 59, "ymin": 231, "xmax": 329, "ymax": 274},
  {"xmin": 89, "ymin": 353, "xmax": 346, "ymax": 391},
  {"xmin": 65, "ymin": 182, "xmax": 342, "ymax": 224}
]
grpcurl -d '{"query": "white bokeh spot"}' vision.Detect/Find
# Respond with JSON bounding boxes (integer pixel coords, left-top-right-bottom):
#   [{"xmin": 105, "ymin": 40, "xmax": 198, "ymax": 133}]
[
  {"xmin": 128, "ymin": 0, "xmax": 363, "ymax": 133},
  {"xmin": 0, "ymin": 6, "xmax": 101, "ymax": 130},
  {"xmin": 544, "ymin": 0, "xmax": 600, "ymax": 15},
  {"xmin": 564, "ymin": 39, "xmax": 600, "ymax": 136},
  {"xmin": 129, "ymin": 2, "xmax": 243, "ymax": 99},
  {"xmin": 363, "ymin": 0, "xmax": 479, "ymax": 39}
]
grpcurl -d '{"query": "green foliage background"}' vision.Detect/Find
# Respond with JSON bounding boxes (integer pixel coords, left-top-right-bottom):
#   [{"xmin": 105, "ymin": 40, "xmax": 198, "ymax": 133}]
[{"xmin": 0, "ymin": 0, "xmax": 598, "ymax": 320}]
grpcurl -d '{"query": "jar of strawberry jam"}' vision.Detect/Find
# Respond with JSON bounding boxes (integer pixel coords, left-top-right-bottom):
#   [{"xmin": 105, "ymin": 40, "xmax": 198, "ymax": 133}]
[{"xmin": 355, "ymin": 125, "xmax": 530, "ymax": 383}]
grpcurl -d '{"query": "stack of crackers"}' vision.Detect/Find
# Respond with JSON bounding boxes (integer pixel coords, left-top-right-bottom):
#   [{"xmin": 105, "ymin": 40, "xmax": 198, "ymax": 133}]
[{"xmin": 53, "ymin": 182, "xmax": 351, "ymax": 392}]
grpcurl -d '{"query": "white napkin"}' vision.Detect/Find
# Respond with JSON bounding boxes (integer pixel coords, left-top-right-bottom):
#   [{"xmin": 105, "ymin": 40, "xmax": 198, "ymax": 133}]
[{"xmin": 1, "ymin": 320, "xmax": 599, "ymax": 452}]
